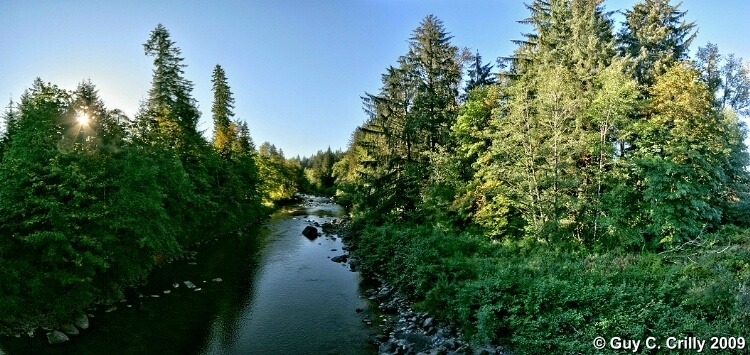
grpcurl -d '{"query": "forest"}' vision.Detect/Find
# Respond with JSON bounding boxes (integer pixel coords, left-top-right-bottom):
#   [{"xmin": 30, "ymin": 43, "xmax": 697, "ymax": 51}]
[
  {"xmin": 329, "ymin": 0, "xmax": 750, "ymax": 353},
  {"xmin": 0, "ymin": 24, "xmax": 304, "ymax": 334},
  {"xmin": 1, "ymin": 0, "xmax": 749, "ymax": 353}
]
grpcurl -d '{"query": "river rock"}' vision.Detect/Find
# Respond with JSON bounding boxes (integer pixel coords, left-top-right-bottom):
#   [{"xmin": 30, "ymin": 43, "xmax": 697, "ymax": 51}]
[
  {"xmin": 60, "ymin": 324, "xmax": 79, "ymax": 335},
  {"xmin": 375, "ymin": 287, "xmax": 392, "ymax": 301},
  {"xmin": 396, "ymin": 332, "xmax": 431, "ymax": 352},
  {"xmin": 74, "ymin": 314, "xmax": 89, "ymax": 330},
  {"xmin": 331, "ymin": 254, "xmax": 348, "ymax": 263},
  {"xmin": 379, "ymin": 340, "xmax": 396, "ymax": 354},
  {"xmin": 46, "ymin": 330, "xmax": 69, "ymax": 344},
  {"xmin": 302, "ymin": 226, "xmax": 318, "ymax": 239}
]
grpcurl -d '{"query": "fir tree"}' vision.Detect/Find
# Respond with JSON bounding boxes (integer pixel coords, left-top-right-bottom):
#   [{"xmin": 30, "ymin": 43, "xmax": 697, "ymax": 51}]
[
  {"xmin": 211, "ymin": 64, "xmax": 236, "ymax": 157},
  {"xmin": 139, "ymin": 23, "xmax": 202, "ymax": 150},
  {"xmin": 464, "ymin": 51, "xmax": 495, "ymax": 96},
  {"xmin": 618, "ymin": 0, "xmax": 696, "ymax": 89}
]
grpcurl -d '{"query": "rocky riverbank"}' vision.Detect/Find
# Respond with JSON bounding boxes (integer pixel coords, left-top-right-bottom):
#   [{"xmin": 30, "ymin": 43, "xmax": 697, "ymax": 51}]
[
  {"xmin": 314, "ymin": 212, "xmax": 508, "ymax": 355},
  {"xmin": 0, "ymin": 241, "xmax": 224, "ymax": 345}
]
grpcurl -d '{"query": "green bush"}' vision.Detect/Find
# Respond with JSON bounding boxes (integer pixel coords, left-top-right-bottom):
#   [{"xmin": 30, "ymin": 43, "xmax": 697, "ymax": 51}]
[{"xmin": 352, "ymin": 220, "xmax": 750, "ymax": 354}]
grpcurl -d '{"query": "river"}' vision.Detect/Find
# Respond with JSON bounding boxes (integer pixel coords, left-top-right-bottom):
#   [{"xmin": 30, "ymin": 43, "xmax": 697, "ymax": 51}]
[{"xmin": 0, "ymin": 195, "xmax": 376, "ymax": 355}]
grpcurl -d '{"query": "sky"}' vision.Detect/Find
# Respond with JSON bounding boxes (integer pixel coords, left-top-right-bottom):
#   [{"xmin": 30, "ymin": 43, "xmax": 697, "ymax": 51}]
[{"xmin": 1, "ymin": 0, "xmax": 748, "ymax": 158}]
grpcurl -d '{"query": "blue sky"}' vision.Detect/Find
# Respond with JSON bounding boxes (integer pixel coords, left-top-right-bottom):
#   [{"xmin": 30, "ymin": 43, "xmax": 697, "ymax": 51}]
[{"xmin": 1, "ymin": 0, "xmax": 748, "ymax": 158}]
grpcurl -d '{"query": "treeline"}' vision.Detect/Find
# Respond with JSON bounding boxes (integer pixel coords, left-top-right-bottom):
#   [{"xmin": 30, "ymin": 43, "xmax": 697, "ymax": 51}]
[
  {"xmin": 338, "ymin": 0, "xmax": 750, "ymax": 353},
  {"xmin": 0, "ymin": 24, "xmax": 298, "ymax": 332},
  {"xmin": 294, "ymin": 147, "xmax": 345, "ymax": 196}
]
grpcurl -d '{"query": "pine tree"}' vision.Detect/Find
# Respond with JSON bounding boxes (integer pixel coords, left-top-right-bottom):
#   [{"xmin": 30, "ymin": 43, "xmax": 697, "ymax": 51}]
[
  {"xmin": 0, "ymin": 99, "xmax": 18, "ymax": 159},
  {"xmin": 137, "ymin": 24, "xmax": 218, "ymax": 245},
  {"xmin": 356, "ymin": 15, "xmax": 466, "ymax": 219},
  {"xmin": 618, "ymin": 0, "xmax": 696, "ymax": 89},
  {"xmin": 464, "ymin": 51, "xmax": 495, "ymax": 96},
  {"xmin": 211, "ymin": 64, "xmax": 236, "ymax": 157},
  {"xmin": 0, "ymin": 79, "xmax": 180, "ymax": 322},
  {"xmin": 406, "ymin": 15, "xmax": 466, "ymax": 154},
  {"xmin": 138, "ymin": 23, "xmax": 202, "ymax": 150}
]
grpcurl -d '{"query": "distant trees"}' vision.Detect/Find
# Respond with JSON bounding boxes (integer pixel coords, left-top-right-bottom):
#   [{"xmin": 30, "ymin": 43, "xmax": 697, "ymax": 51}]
[
  {"xmin": 256, "ymin": 142, "xmax": 301, "ymax": 203},
  {"xmin": 298, "ymin": 147, "xmax": 339, "ymax": 194}
]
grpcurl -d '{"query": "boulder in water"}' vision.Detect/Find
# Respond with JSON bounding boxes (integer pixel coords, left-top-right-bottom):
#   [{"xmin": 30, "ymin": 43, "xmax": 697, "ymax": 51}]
[
  {"xmin": 302, "ymin": 226, "xmax": 318, "ymax": 239},
  {"xmin": 331, "ymin": 254, "xmax": 348, "ymax": 263}
]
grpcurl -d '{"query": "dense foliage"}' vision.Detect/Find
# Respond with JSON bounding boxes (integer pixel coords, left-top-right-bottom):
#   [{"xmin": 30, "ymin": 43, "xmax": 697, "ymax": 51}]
[
  {"xmin": 0, "ymin": 25, "xmax": 298, "ymax": 331},
  {"xmin": 338, "ymin": 1, "xmax": 750, "ymax": 353}
]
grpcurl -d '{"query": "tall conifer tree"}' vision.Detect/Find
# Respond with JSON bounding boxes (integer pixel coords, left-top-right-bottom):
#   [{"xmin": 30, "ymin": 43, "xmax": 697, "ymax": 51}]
[
  {"xmin": 617, "ymin": 0, "xmax": 696, "ymax": 89},
  {"xmin": 211, "ymin": 64, "xmax": 236, "ymax": 158}
]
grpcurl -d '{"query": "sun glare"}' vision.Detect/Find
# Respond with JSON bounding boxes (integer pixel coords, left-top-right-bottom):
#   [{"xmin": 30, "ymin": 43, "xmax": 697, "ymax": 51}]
[{"xmin": 75, "ymin": 112, "xmax": 90, "ymax": 126}]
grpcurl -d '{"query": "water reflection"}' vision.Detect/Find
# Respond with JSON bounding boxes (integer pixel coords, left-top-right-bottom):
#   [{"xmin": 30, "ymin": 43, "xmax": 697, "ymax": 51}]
[{"xmin": 0, "ymin": 196, "xmax": 374, "ymax": 355}]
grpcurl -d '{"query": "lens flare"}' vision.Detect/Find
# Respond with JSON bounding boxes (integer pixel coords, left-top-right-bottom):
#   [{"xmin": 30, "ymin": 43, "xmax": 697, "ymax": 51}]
[{"xmin": 75, "ymin": 112, "xmax": 90, "ymax": 126}]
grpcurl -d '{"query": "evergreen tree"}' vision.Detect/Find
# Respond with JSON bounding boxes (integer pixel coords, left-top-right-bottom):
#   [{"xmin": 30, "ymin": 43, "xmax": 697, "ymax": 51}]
[
  {"xmin": 136, "ymin": 24, "xmax": 218, "ymax": 245},
  {"xmin": 0, "ymin": 99, "xmax": 18, "ymax": 159},
  {"xmin": 618, "ymin": 0, "xmax": 696, "ymax": 89},
  {"xmin": 357, "ymin": 15, "xmax": 465, "ymax": 219},
  {"xmin": 0, "ymin": 79, "xmax": 178, "ymax": 323},
  {"xmin": 464, "ymin": 51, "xmax": 495, "ymax": 97},
  {"xmin": 139, "ymin": 24, "xmax": 202, "ymax": 148},
  {"xmin": 211, "ymin": 64, "xmax": 236, "ymax": 157}
]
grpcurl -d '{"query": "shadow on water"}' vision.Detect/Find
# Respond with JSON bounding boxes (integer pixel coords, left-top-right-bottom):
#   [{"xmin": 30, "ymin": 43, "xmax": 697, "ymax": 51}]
[
  {"xmin": 0, "ymin": 195, "xmax": 376, "ymax": 355},
  {"xmin": 0, "ymin": 227, "xmax": 266, "ymax": 355}
]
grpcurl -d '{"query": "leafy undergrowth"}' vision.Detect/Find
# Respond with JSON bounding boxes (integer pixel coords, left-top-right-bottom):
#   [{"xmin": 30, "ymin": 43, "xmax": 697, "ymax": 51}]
[{"xmin": 350, "ymin": 220, "xmax": 750, "ymax": 354}]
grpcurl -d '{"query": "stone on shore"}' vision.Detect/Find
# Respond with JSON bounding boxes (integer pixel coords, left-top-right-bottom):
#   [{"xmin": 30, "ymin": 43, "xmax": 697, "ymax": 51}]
[
  {"xmin": 60, "ymin": 323, "xmax": 79, "ymax": 335},
  {"xmin": 74, "ymin": 313, "xmax": 89, "ymax": 330},
  {"xmin": 46, "ymin": 330, "xmax": 69, "ymax": 344}
]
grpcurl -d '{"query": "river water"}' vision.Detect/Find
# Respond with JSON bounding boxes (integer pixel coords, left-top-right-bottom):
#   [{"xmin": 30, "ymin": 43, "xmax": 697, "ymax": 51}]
[{"xmin": 0, "ymin": 195, "xmax": 376, "ymax": 355}]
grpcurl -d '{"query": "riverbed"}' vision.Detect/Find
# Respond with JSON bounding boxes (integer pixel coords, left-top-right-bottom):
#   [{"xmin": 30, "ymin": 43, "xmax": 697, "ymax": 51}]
[{"xmin": 0, "ymin": 195, "xmax": 376, "ymax": 354}]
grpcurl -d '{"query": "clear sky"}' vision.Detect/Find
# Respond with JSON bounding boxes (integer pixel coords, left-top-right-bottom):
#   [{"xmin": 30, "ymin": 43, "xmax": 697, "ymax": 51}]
[{"xmin": 1, "ymin": 0, "xmax": 748, "ymax": 158}]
